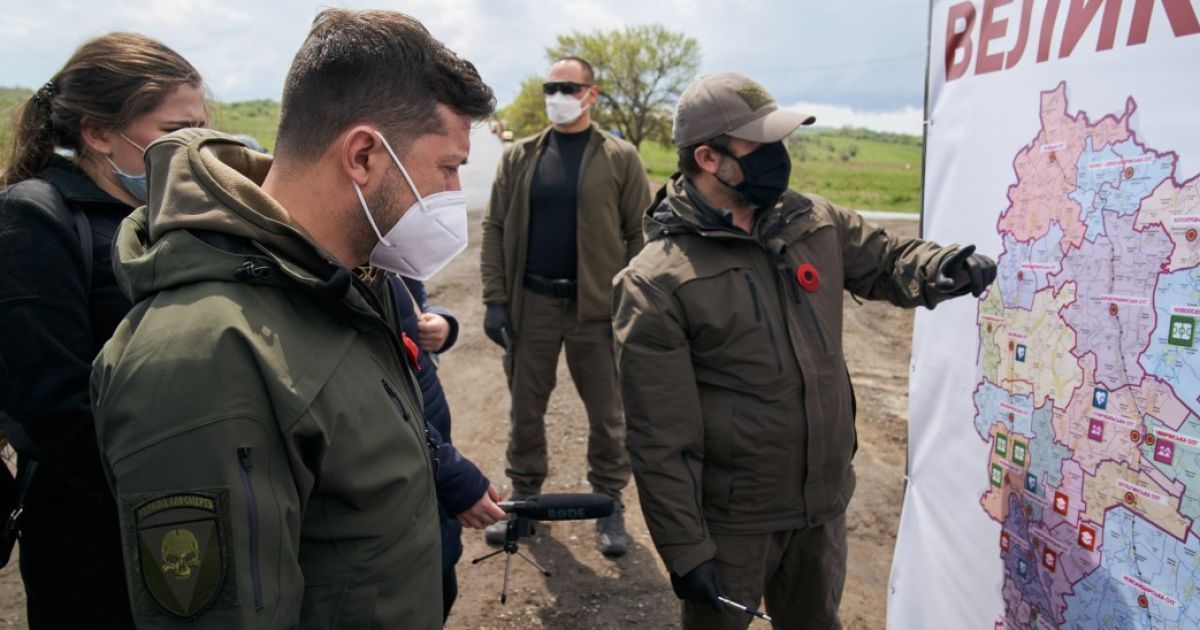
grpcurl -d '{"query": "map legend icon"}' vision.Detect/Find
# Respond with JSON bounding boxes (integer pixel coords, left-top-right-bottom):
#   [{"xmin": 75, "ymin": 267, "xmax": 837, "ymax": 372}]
[
  {"xmin": 1153, "ymin": 439, "xmax": 1175, "ymax": 465},
  {"xmin": 1078, "ymin": 525, "xmax": 1096, "ymax": 552},
  {"xmin": 1168, "ymin": 314, "xmax": 1194, "ymax": 347},
  {"xmin": 1042, "ymin": 548, "xmax": 1058, "ymax": 573},
  {"xmin": 1053, "ymin": 492, "xmax": 1069, "ymax": 516},
  {"xmin": 1011, "ymin": 440, "xmax": 1027, "ymax": 466}
]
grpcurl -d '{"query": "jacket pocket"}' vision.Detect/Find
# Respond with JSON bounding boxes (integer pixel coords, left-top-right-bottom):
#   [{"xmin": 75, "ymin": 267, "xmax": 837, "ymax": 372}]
[
  {"xmin": 797, "ymin": 290, "xmax": 830, "ymax": 354},
  {"xmin": 681, "ymin": 449, "xmax": 709, "ymax": 538},
  {"xmin": 236, "ymin": 447, "xmax": 264, "ymax": 612},
  {"xmin": 728, "ymin": 391, "xmax": 804, "ymax": 519},
  {"xmin": 382, "ymin": 380, "xmax": 437, "ymax": 476},
  {"xmin": 745, "ymin": 272, "xmax": 784, "ymax": 373}
]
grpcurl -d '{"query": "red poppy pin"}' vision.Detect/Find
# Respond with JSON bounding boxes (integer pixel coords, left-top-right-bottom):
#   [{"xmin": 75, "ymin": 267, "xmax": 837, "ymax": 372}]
[
  {"xmin": 796, "ymin": 263, "xmax": 820, "ymax": 293},
  {"xmin": 401, "ymin": 333, "xmax": 422, "ymax": 372}
]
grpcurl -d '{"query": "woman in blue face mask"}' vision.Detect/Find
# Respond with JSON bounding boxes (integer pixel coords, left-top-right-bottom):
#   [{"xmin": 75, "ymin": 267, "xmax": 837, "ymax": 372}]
[{"xmin": 0, "ymin": 33, "xmax": 206, "ymax": 628}]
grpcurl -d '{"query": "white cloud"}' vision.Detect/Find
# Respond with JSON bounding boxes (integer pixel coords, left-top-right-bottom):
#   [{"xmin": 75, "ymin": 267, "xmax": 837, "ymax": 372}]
[
  {"xmin": 787, "ymin": 102, "xmax": 925, "ymax": 136},
  {"xmin": 1, "ymin": 0, "xmax": 930, "ymax": 113}
]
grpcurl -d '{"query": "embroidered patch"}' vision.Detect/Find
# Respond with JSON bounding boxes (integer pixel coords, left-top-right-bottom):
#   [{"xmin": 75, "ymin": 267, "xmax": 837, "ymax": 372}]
[
  {"xmin": 736, "ymin": 81, "xmax": 773, "ymax": 111},
  {"xmin": 123, "ymin": 489, "xmax": 238, "ymax": 618}
]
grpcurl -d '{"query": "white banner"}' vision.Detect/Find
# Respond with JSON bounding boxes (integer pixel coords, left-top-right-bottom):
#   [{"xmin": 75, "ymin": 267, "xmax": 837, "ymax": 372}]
[{"xmin": 890, "ymin": 1, "xmax": 1200, "ymax": 628}]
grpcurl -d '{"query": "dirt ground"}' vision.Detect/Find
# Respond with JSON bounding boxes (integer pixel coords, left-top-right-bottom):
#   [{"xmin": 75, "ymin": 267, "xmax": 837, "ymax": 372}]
[{"xmin": 0, "ymin": 215, "xmax": 918, "ymax": 629}]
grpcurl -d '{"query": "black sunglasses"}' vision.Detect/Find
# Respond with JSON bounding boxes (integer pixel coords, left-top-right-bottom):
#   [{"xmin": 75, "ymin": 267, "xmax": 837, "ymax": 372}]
[{"xmin": 542, "ymin": 81, "xmax": 592, "ymax": 96}]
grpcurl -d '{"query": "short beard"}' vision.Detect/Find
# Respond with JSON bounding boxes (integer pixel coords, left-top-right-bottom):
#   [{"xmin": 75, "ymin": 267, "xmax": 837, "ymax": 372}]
[
  {"xmin": 353, "ymin": 170, "xmax": 408, "ymax": 265},
  {"xmin": 714, "ymin": 160, "xmax": 755, "ymax": 211}
]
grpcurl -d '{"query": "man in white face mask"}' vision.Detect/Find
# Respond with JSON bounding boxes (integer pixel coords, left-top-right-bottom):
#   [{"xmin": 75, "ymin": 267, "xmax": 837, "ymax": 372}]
[
  {"xmin": 91, "ymin": 10, "xmax": 498, "ymax": 628},
  {"xmin": 481, "ymin": 56, "xmax": 652, "ymax": 557}
]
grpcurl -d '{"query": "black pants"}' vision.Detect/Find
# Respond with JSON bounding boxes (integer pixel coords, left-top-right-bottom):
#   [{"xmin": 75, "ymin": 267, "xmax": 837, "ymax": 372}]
[
  {"xmin": 442, "ymin": 566, "xmax": 458, "ymax": 621},
  {"xmin": 20, "ymin": 524, "xmax": 134, "ymax": 629}
]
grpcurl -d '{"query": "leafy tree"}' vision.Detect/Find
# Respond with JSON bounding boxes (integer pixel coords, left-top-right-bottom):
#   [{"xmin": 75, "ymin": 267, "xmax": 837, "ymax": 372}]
[
  {"xmin": 547, "ymin": 25, "xmax": 700, "ymax": 148},
  {"xmin": 499, "ymin": 76, "xmax": 551, "ymax": 140}
]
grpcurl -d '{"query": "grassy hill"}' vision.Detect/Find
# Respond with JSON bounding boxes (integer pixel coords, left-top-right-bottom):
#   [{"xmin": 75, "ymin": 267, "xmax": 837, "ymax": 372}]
[
  {"xmin": 207, "ymin": 99, "xmax": 280, "ymax": 151},
  {"xmin": 639, "ymin": 126, "xmax": 923, "ymax": 213},
  {"xmin": 0, "ymin": 87, "xmax": 35, "ymax": 153},
  {"xmin": 2, "ymin": 86, "xmax": 922, "ymax": 212},
  {"xmin": 0, "ymin": 87, "xmax": 282, "ymax": 154}
]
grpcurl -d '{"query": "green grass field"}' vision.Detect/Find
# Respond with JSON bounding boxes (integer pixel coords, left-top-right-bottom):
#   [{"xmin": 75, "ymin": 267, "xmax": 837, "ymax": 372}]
[
  {"xmin": 639, "ymin": 126, "xmax": 923, "ymax": 213},
  {"xmin": 0, "ymin": 87, "xmax": 282, "ymax": 154},
  {"xmin": 2, "ymin": 87, "xmax": 922, "ymax": 212}
]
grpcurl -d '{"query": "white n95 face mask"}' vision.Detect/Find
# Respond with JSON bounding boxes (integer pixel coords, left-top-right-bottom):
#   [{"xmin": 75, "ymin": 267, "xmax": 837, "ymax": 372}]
[
  {"xmin": 545, "ymin": 93, "xmax": 588, "ymax": 125},
  {"xmin": 352, "ymin": 130, "xmax": 469, "ymax": 281}
]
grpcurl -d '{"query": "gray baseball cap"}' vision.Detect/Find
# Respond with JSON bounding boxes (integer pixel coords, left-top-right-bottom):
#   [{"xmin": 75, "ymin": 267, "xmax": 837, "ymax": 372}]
[{"xmin": 673, "ymin": 72, "xmax": 815, "ymax": 148}]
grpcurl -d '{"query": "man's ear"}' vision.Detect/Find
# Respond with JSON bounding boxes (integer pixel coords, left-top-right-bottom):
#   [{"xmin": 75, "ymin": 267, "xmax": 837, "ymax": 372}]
[
  {"xmin": 583, "ymin": 84, "xmax": 600, "ymax": 108},
  {"xmin": 693, "ymin": 145, "xmax": 722, "ymax": 176},
  {"xmin": 341, "ymin": 126, "xmax": 386, "ymax": 188},
  {"xmin": 79, "ymin": 116, "xmax": 115, "ymax": 159}
]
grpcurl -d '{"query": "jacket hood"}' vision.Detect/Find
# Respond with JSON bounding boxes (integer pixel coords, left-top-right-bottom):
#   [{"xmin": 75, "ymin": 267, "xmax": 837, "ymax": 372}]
[
  {"xmin": 643, "ymin": 172, "xmax": 812, "ymax": 243},
  {"xmin": 114, "ymin": 129, "xmax": 345, "ymax": 303}
]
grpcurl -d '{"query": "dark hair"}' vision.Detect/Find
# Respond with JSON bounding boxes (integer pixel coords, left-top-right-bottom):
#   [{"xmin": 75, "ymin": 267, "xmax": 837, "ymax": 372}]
[
  {"xmin": 554, "ymin": 56, "xmax": 595, "ymax": 85},
  {"xmin": 678, "ymin": 134, "xmax": 732, "ymax": 176},
  {"xmin": 276, "ymin": 9, "xmax": 496, "ymax": 163},
  {"xmin": 2, "ymin": 32, "xmax": 202, "ymax": 186}
]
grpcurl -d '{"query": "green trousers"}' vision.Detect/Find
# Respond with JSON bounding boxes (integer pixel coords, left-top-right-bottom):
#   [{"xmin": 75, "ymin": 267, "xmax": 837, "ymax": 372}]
[
  {"xmin": 504, "ymin": 288, "xmax": 631, "ymax": 499},
  {"xmin": 682, "ymin": 514, "xmax": 847, "ymax": 630}
]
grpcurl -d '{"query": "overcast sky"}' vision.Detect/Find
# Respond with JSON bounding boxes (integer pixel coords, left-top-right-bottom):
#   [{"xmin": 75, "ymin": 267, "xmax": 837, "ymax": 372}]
[{"xmin": 2, "ymin": 0, "xmax": 930, "ymax": 134}]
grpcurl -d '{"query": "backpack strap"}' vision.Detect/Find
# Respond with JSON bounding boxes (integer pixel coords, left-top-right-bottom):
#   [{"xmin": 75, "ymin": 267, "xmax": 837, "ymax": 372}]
[{"xmin": 71, "ymin": 206, "xmax": 93, "ymax": 295}]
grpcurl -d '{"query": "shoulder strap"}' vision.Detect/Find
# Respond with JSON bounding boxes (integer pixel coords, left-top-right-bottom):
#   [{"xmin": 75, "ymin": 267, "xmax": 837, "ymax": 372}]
[
  {"xmin": 72, "ymin": 207, "xmax": 93, "ymax": 295},
  {"xmin": 15, "ymin": 178, "xmax": 94, "ymax": 294}
]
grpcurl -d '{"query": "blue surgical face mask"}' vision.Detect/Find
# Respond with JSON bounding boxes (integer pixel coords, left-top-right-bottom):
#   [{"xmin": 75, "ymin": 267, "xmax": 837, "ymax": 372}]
[{"xmin": 104, "ymin": 133, "xmax": 148, "ymax": 203}]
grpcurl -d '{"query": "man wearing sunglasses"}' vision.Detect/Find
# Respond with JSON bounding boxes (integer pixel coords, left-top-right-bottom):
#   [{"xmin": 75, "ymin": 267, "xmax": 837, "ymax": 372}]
[
  {"xmin": 613, "ymin": 73, "xmax": 996, "ymax": 628},
  {"xmin": 481, "ymin": 56, "xmax": 651, "ymax": 557}
]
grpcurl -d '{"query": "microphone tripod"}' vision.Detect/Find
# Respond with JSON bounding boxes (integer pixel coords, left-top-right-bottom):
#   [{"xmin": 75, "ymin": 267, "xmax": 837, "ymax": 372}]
[{"xmin": 470, "ymin": 515, "xmax": 551, "ymax": 603}]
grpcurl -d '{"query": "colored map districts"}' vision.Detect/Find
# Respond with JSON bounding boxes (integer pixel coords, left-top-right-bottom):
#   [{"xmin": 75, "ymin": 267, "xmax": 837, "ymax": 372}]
[{"xmin": 975, "ymin": 83, "xmax": 1200, "ymax": 630}]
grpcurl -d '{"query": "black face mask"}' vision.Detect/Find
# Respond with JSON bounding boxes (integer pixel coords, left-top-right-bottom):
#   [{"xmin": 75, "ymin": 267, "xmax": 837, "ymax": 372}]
[{"xmin": 713, "ymin": 141, "xmax": 792, "ymax": 209}]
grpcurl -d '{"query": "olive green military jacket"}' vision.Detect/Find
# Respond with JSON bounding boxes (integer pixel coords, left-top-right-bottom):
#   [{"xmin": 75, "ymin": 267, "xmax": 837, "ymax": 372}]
[
  {"xmin": 480, "ymin": 123, "xmax": 650, "ymax": 331},
  {"xmin": 91, "ymin": 130, "xmax": 441, "ymax": 628},
  {"xmin": 613, "ymin": 174, "xmax": 960, "ymax": 576}
]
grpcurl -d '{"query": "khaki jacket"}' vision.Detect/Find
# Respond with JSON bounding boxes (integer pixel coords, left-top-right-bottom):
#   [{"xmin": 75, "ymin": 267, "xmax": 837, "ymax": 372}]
[
  {"xmin": 92, "ymin": 130, "xmax": 441, "ymax": 628},
  {"xmin": 613, "ymin": 175, "xmax": 958, "ymax": 576},
  {"xmin": 480, "ymin": 123, "xmax": 650, "ymax": 329}
]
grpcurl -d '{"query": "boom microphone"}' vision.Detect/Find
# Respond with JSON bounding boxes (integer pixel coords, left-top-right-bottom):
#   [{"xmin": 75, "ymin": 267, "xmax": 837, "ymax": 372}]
[{"xmin": 498, "ymin": 493, "xmax": 614, "ymax": 521}]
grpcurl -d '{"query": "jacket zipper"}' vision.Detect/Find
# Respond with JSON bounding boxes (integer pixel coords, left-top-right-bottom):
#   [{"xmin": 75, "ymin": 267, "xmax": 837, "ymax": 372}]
[
  {"xmin": 771, "ymin": 250, "xmax": 830, "ymax": 355},
  {"xmin": 382, "ymin": 380, "xmax": 438, "ymax": 476},
  {"xmin": 237, "ymin": 447, "xmax": 264, "ymax": 611},
  {"xmin": 745, "ymin": 272, "xmax": 784, "ymax": 373},
  {"xmin": 681, "ymin": 449, "xmax": 709, "ymax": 538},
  {"xmin": 797, "ymin": 290, "xmax": 830, "ymax": 354}
]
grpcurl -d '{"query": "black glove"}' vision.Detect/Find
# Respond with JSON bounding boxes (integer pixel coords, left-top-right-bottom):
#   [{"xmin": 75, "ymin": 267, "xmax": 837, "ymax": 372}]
[
  {"xmin": 669, "ymin": 559, "xmax": 725, "ymax": 611},
  {"xmin": 483, "ymin": 303, "xmax": 512, "ymax": 349},
  {"xmin": 934, "ymin": 245, "xmax": 997, "ymax": 298}
]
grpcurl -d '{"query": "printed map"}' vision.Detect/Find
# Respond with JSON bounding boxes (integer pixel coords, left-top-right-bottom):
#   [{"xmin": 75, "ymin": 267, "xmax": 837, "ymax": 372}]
[{"xmin": 974, "ymin": 82, "xmax": 1200, "ymax": 629}]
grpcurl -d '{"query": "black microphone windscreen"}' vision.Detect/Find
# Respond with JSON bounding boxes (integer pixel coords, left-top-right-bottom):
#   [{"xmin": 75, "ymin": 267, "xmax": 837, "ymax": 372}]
[{"xmin": 504, "ymin": 493, "xmax": 614, "ymax": 521}]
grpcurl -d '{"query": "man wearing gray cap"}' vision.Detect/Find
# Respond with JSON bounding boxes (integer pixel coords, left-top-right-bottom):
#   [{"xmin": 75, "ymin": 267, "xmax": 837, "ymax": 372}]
[{"xmin": 613, "ymin": 73, "xmax": 995, "ymax": 628}]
